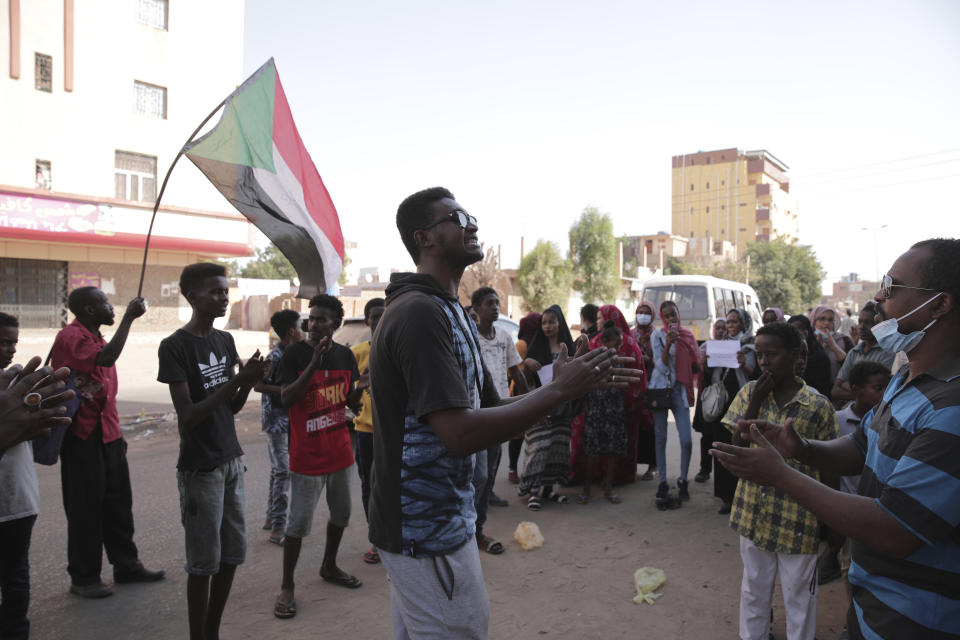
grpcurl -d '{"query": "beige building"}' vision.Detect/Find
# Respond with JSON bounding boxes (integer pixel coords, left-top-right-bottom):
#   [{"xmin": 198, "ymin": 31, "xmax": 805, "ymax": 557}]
[
  {"xmin": 0, "ymin": 0, "xmax": 250, "ymax": 327},
  {"xmin": 671, "ymin": 148, "xmax": 799, "ymax": 257}
]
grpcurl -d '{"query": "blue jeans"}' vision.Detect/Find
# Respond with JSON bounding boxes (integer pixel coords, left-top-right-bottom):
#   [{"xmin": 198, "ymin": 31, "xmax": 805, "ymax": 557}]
[
  {"xmin": 264, "ymin": 430, "xmax": 290, "ymax": 530},
  {"xmin": 653, "ymin": 383, "xmax": 692, "ymax": 483},
  {"xmin": 471, "ymin": 449, "xmax": 490, "ymax": 537}
]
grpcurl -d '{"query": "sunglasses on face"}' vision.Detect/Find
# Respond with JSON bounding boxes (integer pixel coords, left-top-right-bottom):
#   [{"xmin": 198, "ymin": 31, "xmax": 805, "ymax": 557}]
[
  {"xmin": 420, "ymin": 209, "xmax": 477, "ymax": 231},
  {"xmin": 879, "ymin": 273, "xmax": 939, "ymax": 299}
]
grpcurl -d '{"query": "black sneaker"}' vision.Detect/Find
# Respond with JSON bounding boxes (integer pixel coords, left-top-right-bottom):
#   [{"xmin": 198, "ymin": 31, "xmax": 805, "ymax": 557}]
[
  {"xmin": 694, "ymin": 471, "xmax": 710, "ymax": 483},
  {"xmin": 656, "ymin": 482, "xmax": 669, "ymax": 500},
  {"xmin": 677, "ymin": 480, "xmax": 690, "ymax": 502}
]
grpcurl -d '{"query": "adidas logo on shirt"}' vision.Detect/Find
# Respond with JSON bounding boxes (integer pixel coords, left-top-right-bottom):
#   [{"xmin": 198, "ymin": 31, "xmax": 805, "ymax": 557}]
[{"xmin": 198, "ymin": 352, "xmax": 229, "ymax": 389}]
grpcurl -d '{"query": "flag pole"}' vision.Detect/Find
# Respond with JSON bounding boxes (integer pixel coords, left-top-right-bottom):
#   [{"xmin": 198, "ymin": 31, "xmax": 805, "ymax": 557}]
[{"xmin": 136, "ymin": 97, "xmax": 228, "ymax": 297}]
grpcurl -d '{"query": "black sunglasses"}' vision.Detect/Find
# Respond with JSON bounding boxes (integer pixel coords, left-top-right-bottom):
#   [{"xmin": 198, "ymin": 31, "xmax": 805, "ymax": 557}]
[{"xmin": 420, "ymin": 209, "xmax": 477, "ymax": 231}]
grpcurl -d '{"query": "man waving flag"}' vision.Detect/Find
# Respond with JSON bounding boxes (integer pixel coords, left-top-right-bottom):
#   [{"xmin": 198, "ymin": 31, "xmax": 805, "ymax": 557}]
[{"xmin": 184, "ymin": 58, "xmax": 343, "ymax": 297}]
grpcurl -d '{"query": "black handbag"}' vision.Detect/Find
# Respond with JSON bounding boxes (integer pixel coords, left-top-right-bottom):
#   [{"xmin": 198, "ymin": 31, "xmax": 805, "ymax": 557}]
[{"xmin": 645, "ymin": 387, "xmax": 672, "ymax": 410}]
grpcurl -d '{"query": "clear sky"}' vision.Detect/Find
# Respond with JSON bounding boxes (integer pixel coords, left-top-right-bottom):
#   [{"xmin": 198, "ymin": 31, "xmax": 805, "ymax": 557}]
[{"xmin": 243, "ymin": 0, "xmax": 960, "ymax": 292}]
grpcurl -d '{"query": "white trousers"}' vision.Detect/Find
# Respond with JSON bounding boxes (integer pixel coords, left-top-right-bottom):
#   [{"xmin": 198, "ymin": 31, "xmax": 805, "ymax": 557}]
[{"xmin": 739, "ymin": 536, "xmax": 818, "ymax": 640}]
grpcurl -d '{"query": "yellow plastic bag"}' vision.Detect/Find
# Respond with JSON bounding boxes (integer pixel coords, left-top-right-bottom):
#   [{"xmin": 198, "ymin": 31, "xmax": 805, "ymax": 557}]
[
  {"xmin": 633, "ymin": 567, "xmax": 666, "ymax": 605},
  {"xmin": 513, "ymin": 521, "xmax": 544, "ymax": 551}
]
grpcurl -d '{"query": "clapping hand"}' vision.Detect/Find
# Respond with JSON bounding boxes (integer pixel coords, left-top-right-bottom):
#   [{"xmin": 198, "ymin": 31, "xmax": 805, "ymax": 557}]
[
  {"xmin": 237, "ymin": 350, "xmax": 266, "ymax": 387},
  {"xmin": 0, "ymin": 357, "xmax": 75, "ymax": 452}
]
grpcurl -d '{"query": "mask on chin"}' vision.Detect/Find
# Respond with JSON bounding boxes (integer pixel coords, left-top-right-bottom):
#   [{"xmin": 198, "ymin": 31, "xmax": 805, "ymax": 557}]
[{"xmin": 871, "ymin": 292, "xmax": 942, "ymax": 354}]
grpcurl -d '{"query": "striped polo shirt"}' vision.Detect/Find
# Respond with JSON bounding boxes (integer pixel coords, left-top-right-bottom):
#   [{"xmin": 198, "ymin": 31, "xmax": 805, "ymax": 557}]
[{"xmin": 849, "ymin": 359, "xmax": 960, "ymax": 639}]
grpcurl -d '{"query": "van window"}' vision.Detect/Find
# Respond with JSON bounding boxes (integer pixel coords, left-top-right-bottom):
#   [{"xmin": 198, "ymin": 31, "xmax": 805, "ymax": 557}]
[
  {"xmin": 734, "ymin": 290, "xmax": 745, "ymax": 310},
  {"xmin": 722, "ymin": 289, "xmax": 735, "ymax": 314},
  {"xmin": 713, "ymin": 287, "xmax": 725, "ymax": 317},
  {"xmin": 644, "ymin": 285, "xmax": 709, "ymax": 320}
]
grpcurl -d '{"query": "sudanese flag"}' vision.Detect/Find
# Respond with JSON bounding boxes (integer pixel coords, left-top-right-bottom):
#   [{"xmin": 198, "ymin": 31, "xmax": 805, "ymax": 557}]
[{"xmin": 184, "ymin": 58, "xmax": 343, "ymax": 298}]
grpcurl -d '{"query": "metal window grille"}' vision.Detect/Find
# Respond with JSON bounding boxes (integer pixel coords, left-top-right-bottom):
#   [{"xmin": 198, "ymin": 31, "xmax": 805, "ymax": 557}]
[
  {"xmin": 114, "ymin": 151, "xmax": 157, "ymax": 202},
  {"xmin": 135, "ymin": 81, "xmax": 167, "ymax": 118},
  {"xmin": 136, "ymin": 0, "xmax": 168, "ymax": 29},
  {"xmin": 35, "ymin": 160, "xmax": 52, "ymax": 190},
  {"xmin": 35, "ymin": 53, "xmax": 52, "ymax": 92}
]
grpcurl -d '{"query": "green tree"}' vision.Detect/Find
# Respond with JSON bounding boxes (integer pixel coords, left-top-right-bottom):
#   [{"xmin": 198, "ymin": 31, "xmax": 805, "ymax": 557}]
[
  {"xmin": 746, "ymin": 238, "xmax": 825, "ymax": 311},
  {"xmin": 517, "ymin": 240, "xmax": 572, "ymax": 313},
  {"xmin": 338, "ymin": 250, "xmax": 352, "ymax": 287},
  {"xmin": 568, "ymin": 207, "xmax": 619, "ymax": 303},
  {"xmin": 239, "ymin": 245, "xmax": 297, "ymax": 281}
]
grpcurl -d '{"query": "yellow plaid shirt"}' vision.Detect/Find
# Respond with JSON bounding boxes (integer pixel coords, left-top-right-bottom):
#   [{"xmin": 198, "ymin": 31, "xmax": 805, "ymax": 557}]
[{"xmin": 722, "ymin": 379, "xmax": 838, "ymax": 554}]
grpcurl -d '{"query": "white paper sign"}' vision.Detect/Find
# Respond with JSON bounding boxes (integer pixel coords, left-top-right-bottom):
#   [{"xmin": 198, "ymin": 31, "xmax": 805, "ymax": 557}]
[
  {"xmin": 706, "ymin": 340, "xmax": 740, "ymax": 368},
  {"xmin": 538, "ymin": 363, "xmax": 555, "ymax": 384}
]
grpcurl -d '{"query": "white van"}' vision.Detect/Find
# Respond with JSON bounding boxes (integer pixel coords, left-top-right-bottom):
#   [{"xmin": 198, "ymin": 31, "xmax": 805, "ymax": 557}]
[{"xmin": 636, "ymin": 275, "xmax": 763, "ymax": 341}]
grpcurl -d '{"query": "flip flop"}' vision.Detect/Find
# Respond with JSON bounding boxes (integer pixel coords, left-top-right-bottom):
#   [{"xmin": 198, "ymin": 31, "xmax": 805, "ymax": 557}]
[
  {"xmin": 274, "ymin": 597, "xmax": 296, "ymax": 619},
  {"xmin": 604, "ymin": 493, "xmax": 622, "ymax": 504},
  {"xmin": 576, "ymin": 493, "xmax": 590, "ymax": 504},
  {"xmin": 527, "ymin": 496, "xmax": 542, "ymax": 511},
  {"xmin": 477, "ymin": 535, "xmax": 505, "ymax": 555},
  {"xmin": 363, "ymin": 548, "xmax": 380, "ymax": 564},
  {"xmin": 549, "ymin": 493, "xmax": 569, "ymax": 504},
  {"xmin": 488, "ymin": 494, "xmax": 509, "ymax": 507},
  {"xmin": 321, "ymin": 572, "xmax": 363, "ymax": 589},
  {"xmin": 268, "ymin": 529, "xmax": 285, "ymax": 546}
]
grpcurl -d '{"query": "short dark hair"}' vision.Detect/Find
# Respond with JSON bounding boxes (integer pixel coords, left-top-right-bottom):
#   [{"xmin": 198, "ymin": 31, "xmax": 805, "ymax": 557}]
[
  {"xmin": 911, "ymin": 238, "xmax": 960, "ymax": 303},
  {"xmin": 67, "ymin": 286, "xmax": 101, "ymax": 316},
  {"xmin": 756, "ymin": 321, "xmax": 802, "ymax": 351},
  {"xmin": 471, "ymin": 287, "xmax": 497, "ymax": 309},
  {"xmin": 787, "ymin": 314, "xmax": 813, "ymax": 333},
  {"xmin": 861, "ymin": 301, "xmax": 877, "ymax": 315},
  {"xmin": 270, "ymin": 309, "xmax": 301, "ymax": 337},
  {"xmin": 580, "ymin": 304, "xmax": 598, "ymax": 323},
  {"xmin": 309, "ymin": 294, "xmax": 344, "ymax": 323},
  {"xmin": 363, "ymin": 298, "xmax": 385, "ymax": 320},
  {"xmin": 601, "ymin": 325, "xmax": 622, "ymax": 343},
  {"xmin": 180, "ymin": 262, "xmax": 227, "ymax": 296},
  {"xmin": 849, "ymin": 361, "xmax": 891, "ymax": 388},
  {"xmin": 396, "ymin": 187, "xmax": 454, "ymax": 264},
  {"xmin": 0, "ymin": 311, "xmax": 19, "ymax": 328}
]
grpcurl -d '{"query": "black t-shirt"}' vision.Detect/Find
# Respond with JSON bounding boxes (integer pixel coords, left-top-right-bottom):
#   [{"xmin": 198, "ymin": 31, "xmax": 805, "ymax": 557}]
[
  {"xmin": 278, "ymin": 341, "xmax": 359, "ymax": 476},
  {"xmin": 368, "ymin": 276, "xmax": 499, "ymax": 556},
  {"xmin": 157, "ymin": 329, "xmax": 243, "ymax": 470}
]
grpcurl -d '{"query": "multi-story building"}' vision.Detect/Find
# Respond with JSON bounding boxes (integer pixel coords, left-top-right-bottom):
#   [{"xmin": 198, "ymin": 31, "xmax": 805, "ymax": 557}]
[
  {"xmin": 670, "ymin": 148, "xmax": 799, "ymax": 258},
  {"xmin": 823, "ymin": 273, "xmax": 881, "ymax": 313},
  {"xmin": 619, "ymin": 232, "xmax": 689, "ymax": 277},
  {"xmin": 0, "ymin": 0, "xmax": 251, "ymax": 327}
]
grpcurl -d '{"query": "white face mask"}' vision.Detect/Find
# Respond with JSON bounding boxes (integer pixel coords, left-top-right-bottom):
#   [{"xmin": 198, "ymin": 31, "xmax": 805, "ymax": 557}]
[
  {"xmin": 871, "ymin": 292, "xmax": 942, "ymax": 354},
  {"xmin": 636, "ymin": 313, "xmax": 652, "ymax": 326}
]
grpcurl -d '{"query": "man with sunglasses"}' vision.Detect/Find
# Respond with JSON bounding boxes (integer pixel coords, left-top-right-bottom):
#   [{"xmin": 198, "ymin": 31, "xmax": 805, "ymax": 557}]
[
  {"xmin": 368, "ymin": 187, "xmax": 640, "ymax": 639},
  {"xmin": 711, "ymin": 238, "xmax": 960, "ymax": 639}
]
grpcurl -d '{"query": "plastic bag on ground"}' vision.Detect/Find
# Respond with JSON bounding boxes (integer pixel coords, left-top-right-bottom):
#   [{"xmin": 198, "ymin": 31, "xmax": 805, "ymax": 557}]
[
  {"xmin": 513, "ymin": 521, "xmax": 544, "ymax": 551},
  {"xmin": 633, "ymin": 567, "xmax": 666, "ymax": 605}
]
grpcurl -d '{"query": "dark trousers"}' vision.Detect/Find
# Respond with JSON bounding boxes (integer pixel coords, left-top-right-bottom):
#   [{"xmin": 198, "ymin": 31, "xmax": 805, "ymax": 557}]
[
  {"xmin": 508, "ymin": 438, "xmax": 522, "ymax": 471},
  {"xmin": 355, "ymin": 431, "xmax": 374, "ymax": 520},
  {"xmin": 0, "ymin": 515, "xmax": 36, "ymax": 640},
  {"xmin": 60, "ymin": 427, "xmax": 140, "ymax": 586},
  {"xmin": 698, "ymin": 432, "xmax": 712, "ymax": 474}
]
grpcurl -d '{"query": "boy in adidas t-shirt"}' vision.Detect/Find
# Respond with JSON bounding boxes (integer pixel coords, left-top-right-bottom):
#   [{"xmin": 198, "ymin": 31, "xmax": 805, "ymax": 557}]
[
  {"xmin": 157, "ymin": 263, "xmax": 265, "ymax": 640},
  {"xmin": 272, "ymin": 294, "xmax": 362, "ymax": 620}
]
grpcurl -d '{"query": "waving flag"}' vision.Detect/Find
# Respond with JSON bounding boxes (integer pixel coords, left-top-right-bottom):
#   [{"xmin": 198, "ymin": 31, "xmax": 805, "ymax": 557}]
[{"xmin": 184, "ymin": 58, "xmax": 343, "ymax": 297}]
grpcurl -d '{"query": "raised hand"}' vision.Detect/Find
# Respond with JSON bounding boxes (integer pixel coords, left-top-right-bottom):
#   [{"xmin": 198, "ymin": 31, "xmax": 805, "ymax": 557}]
[
  {"xmin": 0, "ymin": 357, "xmax": 75, "ymax": 451},
  {"xmin": 553, "ymin": 344, "xmax": 615, "ymax": 398},
  {"xmin": 710, "ymin": 423, "xmax": 788, "ymax": 486},
  {"xmin": 237, "ymin": 350, "xmax": 266, "ymax": 386},
  {"xmin": 310, "ymin": 336, "xmax": 332, "ymax": 366},
  {"xmin": 734, "ymin": 417, "xmax": 805, "ymax": 460},
  {"xmin": 124, "ymin": 297, "xmax": 148, "ymax": 320}
]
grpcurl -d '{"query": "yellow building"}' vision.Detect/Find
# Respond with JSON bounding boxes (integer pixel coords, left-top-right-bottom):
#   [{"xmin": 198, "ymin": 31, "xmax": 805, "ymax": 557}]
[{"xmin": 671, "ymin": 148, "xmax": 798, "ymax": 257}]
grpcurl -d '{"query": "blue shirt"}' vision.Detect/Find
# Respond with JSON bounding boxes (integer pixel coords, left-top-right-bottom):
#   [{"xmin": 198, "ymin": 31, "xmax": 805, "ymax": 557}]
[
  {"xmin": 849, "ymin": 357, "xmax": 960, "ymax": 638},
  {"xmin": 260, "ymin": 345, "xmax": 289, "ymax": 434},
  {"xmin": 649, "ymin": 328, "xmax": 676, "ymax": 390}
]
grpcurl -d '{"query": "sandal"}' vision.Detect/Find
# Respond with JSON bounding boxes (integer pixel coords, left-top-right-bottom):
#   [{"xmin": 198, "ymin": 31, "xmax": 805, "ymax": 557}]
[
  {"xmin": 321, "ymin": 572, "xmax": 363, "ymax": 589},
  {"xmin": 549, "ymin": 493, "xmax": 569, "ymax": 504},
  {"xmin": 604, "ymin": 493, "xmax": 622, "ymax": 504},
  {"xmin": 638, "ymin": 470, "xmax": 655, "ymax": 481},
  {"xmin": 274, "ymin": 597, "xmax": 296, "ymax": 619},
  {"xmin": 527, "ymin": 496, "xmax": 542, "ymax": 511},
  {"xmin": 477, "ymin": 534, "xmax": 505, "ymax": 555},
  {"xmin": 268, "ymin": 529, "xmax": 285, "ymax": 546},
  {"xmin": 576, "ymin": 493, "xmax": 590, "ymax": 504},
  {"xmin": 363, "ymin": 547, "xmax": 380, "ymax": 564}
]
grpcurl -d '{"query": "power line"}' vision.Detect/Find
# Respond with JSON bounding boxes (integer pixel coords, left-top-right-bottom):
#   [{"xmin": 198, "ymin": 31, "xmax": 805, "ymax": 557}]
[
  {"xmin": 790, "ymin": 148, "xmax": 960, "ymax": 179},
  {"xmin": 801, "ymin": 173, "xmax": 960, "ymax": 198},
  {"xmin": 794, "ymin": 157, "xmax": 960, "ymax": 187}
]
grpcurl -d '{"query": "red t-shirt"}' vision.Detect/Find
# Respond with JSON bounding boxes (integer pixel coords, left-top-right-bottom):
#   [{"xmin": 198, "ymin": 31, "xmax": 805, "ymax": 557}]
[
  {"xmin": 279, "ymin": 342, "xmax": 358, "ymax": 476},
  {"xmin": 50, "ymin": 320, "xmax": 121, "ymax": 443}
]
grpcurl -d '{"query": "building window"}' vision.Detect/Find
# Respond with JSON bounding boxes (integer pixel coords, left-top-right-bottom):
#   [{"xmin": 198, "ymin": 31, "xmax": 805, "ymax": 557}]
[
  {"xmin": 706, "ymin": 157, "xmax": 711, "ymax": 164},
  {"xmin": 705, "ymin": 182, "xmax": 710, "ymax": 189},
  {"xmin": 721, "ymin": 180, "xmax": 725, "ymax": 186},
  {"xmin": 115, "ymin": 151, "xmax": 157, "ymax": 202},
  {"xmin": 135, "ymin": 81, "xmax": 167, "ymax": 118},
  {"xmin": 721, "ymin": 205, "xmax": 725, "ymax": 210},
  {"xmin": 137, "ymin": 0, "xmax": 168, "ymax": 30},
  {"xmin": 35, "ymin": 53, "xmax": 52, "ymax": 92},
  {"xmin": 689, "ymin": 207, "xmax": 694, "ymax": 216},
  {"xmin": 35, "ymin": 160, "xmax": 52, "ymax": 190},
  {"xmin": 739, "ymin": 227, "xmax": 747, "ymax": 232},
  {"xmin": 739, "ymin": 202, "xmax": 747, "ymax": 207},
  {"xmin": 706, "ymin": 206, "xmax": 710, "ymax": 213},
  {"xmin": 690, "ymin": 184, "xmax": 694, "ymax": 191}
]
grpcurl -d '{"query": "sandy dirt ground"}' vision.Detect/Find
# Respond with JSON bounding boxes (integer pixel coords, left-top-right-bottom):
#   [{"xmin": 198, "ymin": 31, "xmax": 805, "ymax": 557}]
[{"xmin": 20, "ymin": 330, "xmax": 849, "ymax": 639}]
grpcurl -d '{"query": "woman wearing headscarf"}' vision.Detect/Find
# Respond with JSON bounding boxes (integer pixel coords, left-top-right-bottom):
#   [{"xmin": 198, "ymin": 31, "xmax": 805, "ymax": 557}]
[
  {"xmin": 649, "ymin": 300, "xmax": 700, "ymax": 507},
  {"xmin": 808, "ymin": 305, "xmax": 854, "ymax": 383},
  {"xmin": 506, "ymin": 312, "xmax": 541, "ymax": 484},
  {"xmin": 762, "ymin": 307, "xmax": 785, "ymax": 325},
  {"xmin": 632, "ymin": 301, "xmax": 657, "ymax": 480},
  {"xmin": 519, "ymin": 305, "xmax": 577, "ymax": 509},
  {"xmin": 693, "ymin": 309, "xmax": 757, "ymax": 513},
  {"xmin": 569, "ymin": 305, "xmax": 648, "ymax": 487},
  {"xmin": 787, "ymin": 314, "xmax": 833, "ymax": 397}
]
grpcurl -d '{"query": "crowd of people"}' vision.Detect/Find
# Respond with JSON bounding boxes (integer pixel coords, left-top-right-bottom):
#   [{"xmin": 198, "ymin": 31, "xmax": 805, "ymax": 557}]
[{"xmin": 0, "ymin": 185, "xmax": 955, "ymax": 640}]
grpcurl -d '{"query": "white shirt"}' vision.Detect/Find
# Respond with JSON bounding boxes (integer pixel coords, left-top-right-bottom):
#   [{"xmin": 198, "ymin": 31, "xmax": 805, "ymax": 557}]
[
  {"xmin": 477, "ymin": 326, "xmax": 521, "ymax": 399},
  {"xmin": 0, "ymin": 441, "xmax": 39, "ymax": 522}
]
